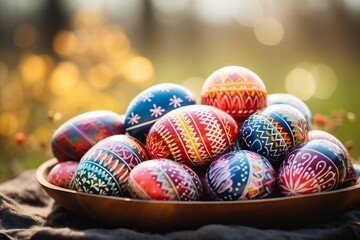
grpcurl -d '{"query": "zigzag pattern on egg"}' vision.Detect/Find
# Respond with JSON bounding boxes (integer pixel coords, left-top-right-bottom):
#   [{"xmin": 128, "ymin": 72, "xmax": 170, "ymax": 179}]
[
  {"xmin": 196, "ymin": 109, "xmax": 230, "ymax": 157},
  {"xmin": 77, "ymin": 149, "xmax": 131, "ymax": 195},
  {"xmin": 169, "ymin": 112, "xmax": 208, "ymax": 165},
  {"xmin": 241, "ymin": 115, "xmax": 287, "ymax": 161}
]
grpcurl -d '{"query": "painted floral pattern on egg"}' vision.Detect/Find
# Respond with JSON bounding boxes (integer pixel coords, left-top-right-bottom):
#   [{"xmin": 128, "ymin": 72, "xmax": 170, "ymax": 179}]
[
  {"xmin": 71, "ymin": 135, "xmax": 148, "ymax": 197},
  {"xmin": 124, "ymin": 83, "xmax": 196, "ymax": 143},
  {"xmin": 278, "ymin": 139, "xmax": 346, "ymax": 196}
]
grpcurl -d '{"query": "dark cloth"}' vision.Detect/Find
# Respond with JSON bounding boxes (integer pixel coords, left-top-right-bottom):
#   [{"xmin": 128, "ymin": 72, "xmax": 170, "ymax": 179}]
[{"xmin": 0, "ymin": 170, "xmax": 360, "ymax": 240}]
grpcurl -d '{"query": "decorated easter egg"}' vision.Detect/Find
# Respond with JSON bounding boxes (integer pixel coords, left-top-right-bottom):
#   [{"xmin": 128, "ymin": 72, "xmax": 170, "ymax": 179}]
[
  {"xmin": 308, "ymin": 130, "xmax": 357, "ymax": 187},
  {"xmin": 71, "ymin": 134, "xmax": 148, "ymax": 197},
  {"xmin": 124, "ymin": 83, "xmax": 196, "ymax": 143},
  {"xmin": 146, "ymin": 105, "xmax": 238, "ymax": 168},
  {"xmin": 267, "ymin": 93, "xmax": 313, "ymax": 130},
  {"xmin": 205, "ymin": 150, "xmax": 276, "ymax": 201},
  {"xmin": 354, "ymin": 164, "xmax": 360, "ymax": 180},
  {"xmin": 47, "ymin": 161, "xmax": 78, "ymax": 188},
  {"xmin": 127, "ymin": 159, "xmax": 202, "ymax": 201},
  {"xmin": 52, "ymin": 110, "xmax": 125, "ymax": 163},
  {"xmin": 201, "ymin": 66, "xmax": 267, "ymax": 123},
  {"xmin": 239, "ymin": 104, "xmax": 308, "ymax": 163},
  {"xmin": 277, "ymin": 139, "xmax": 347, "ymax": 196}
]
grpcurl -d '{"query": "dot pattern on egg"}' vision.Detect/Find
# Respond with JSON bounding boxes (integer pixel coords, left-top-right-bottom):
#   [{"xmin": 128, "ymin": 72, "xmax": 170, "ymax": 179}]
[
  {"xmin": 205, "ymin": 150, "xmax": 275, "ymax": 201},
  {"xmin": 238, "ymin": 104, "xmax": 308, "ymax": 163},
  {"xmin": 308, "ymin": 130, "xmax": 357, "ymax": 186},
  {"xmin": 278, "ymin": 140, "xmax": 346, "ymax": 196},
  {"xmin": 127, "ymin": 159, "xmax": 202, "ymax": 201}
]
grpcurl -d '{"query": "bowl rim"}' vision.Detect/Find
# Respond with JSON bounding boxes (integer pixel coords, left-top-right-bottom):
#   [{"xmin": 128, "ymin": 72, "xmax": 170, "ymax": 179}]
[{"xmin": 37, "ymin": 158, "xmax": 360, "ymax": 205}]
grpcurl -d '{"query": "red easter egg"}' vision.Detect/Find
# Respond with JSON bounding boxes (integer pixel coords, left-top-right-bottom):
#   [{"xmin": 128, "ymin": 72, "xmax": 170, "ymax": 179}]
[
  {"xmin": 47, "ymin": 161, "xmax": 78, "ymax": 188},
  {"xmin": 308, "ymin": 130, "xmax": 357, "ymax": 187},
  {"xmin": 146, "ymin": 105, "xmax": 238, "ymax": 168},
  {"xmin": 127, "ymin": 159, "xmax": 203, "ymax": 201},
  {"xmin": 201, "ymin": 66, "xmax": 267, "ymax": 124}
]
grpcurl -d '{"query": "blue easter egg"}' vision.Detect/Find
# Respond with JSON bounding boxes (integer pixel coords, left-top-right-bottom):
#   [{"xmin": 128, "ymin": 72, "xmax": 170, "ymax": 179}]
[
  {"xmin": 239, "ymin": 104, "xmax": 308, "ymax": 163},
  {"xmin": 124, "ymin": 83, "xmax": 196, "ymax": 143},
  {"xmin": 267, "ymin": 93, "xmax": 313, "ymax": 130},
  {"xmin": 205, "ymin": 150, "xmax": 276, "ymax": 201}
]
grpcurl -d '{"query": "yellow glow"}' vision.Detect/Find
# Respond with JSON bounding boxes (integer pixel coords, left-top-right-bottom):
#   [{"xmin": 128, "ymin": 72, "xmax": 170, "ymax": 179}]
[
  {"xmin": 285, "ymin": 67, "xmax": 316, "ymax": 100},
  {"xmin": 53, "ymin": 30, "xmax": 77, "ymax": 56},
  {"xmin": 254, "ymin": 17, "xmax": 284, "ymax": 46},
  {"xmin": 1, "ymin": 82, "xmax": 23, "ymax": 111},
  {"xmin": 102, "ymin": 27, "xmax": 131, "ymax": 58},
  {"xmin": 0, "ymin": 112, "xmax": 18, "ymax": 136},
  {"xmin": 73, "ymin": 29, "xmax": 91, "ymax": 54},
  {"xmin": 72, "ymin": 9, "xmax": 105, "ymax": 29},
  {"xmin": 19, "ymin": 54, "xmax": 47, "ymax": 85},
  {"xmin": 14, "ymin": 24, "xmax": 38, "ymax": 49},
  {"xmin": 123, "ymin": 56, "xmax": 155, "ymax": 85},
  {"xmin": 311, "ymin": 64, "xmax": 337, "ymax": 99},
  {"xmin": 49, "ymin": 97, "xmax": 78, "ymax": 119},
  {"xmin": 88, "ymin": 64, "xmax": 114, "ymax": 89},
  {"xmin": 75, "ymin": 81, "xmax": 92, "ymax": 106},
  {"xmin": 0, "ymin": 61, "xmax": 8, "ymax": 86},
  {"xmin": 34, "ymin": 127, "xmax": 52, "ymax": 143},
  {"xmin": 88, "ymin": 94, "xmax": 117, "ymax": 112},
  {"xmin": 49, "ymin": 62, "xmax": 80, "ymax": 96}
]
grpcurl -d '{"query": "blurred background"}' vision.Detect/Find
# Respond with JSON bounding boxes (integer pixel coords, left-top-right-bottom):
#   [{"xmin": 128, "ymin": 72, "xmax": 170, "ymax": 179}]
[{"xmin": 1, "ymin": 0, "xmax": 359, "ymax": 182}]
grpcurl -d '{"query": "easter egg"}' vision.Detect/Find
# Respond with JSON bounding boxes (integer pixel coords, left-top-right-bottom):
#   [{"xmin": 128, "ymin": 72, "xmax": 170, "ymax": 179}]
[
  {"xmin": 71, "ymin": 135, "xmax": 148, "ymax": 197},
  {"xmin": 267, "ymin": 93, "xmax": 313, "ymax": 130},
  {"xmin": 354, "ymin": 164, "xmax": 360, "ymax": 179},
  {"xmin": 308, "ymin": 130, "xmax": 357, "ymax": 187},
  {"xmin": 127, "ymin": 159, "xmax": 202, "ymax": 201},
  {"xmin": 124, "ymin": 83, "xmax": 196, "ymax": 143},
  {"xmin": 239, "ymin": 104, "xmax": 308, "ymax": 163},
  {"xmin": 201, "ymin": 66, "xmax": 267, "ymax": 123},
  {"xmin": 47, "ymin": 161, "xmax": 78, "ymax": 188},
  {"xmin": 205, "ymin": 150, "xmax": 276, "ymax": 201},
  {"xmin": 52, "ymin": 110, "xmax": 125, "ymax": 163},
  {"xmin": 277, "ymin": 139, "xmax": 347, "ymax": 196},
  {"xmin": 146, "ymin": 105, "xmax": 238, "ymax": 168}
]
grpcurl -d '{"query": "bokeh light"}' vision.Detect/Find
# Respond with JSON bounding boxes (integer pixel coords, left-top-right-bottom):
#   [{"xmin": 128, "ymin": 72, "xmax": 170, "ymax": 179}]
[
  {"xmin": 88, "ymin": 64, "xmax": 114, "ymax": 89},
  {"xmin": 19, "ymin": 54, "xmax": 47, "ymax": 85},
  {"xmin": 233, "ymin": 0, "xmax": 264, "ymax": 27},
  {"xmin": 254, "ymin": 17, "xmax": 284, "ymax": 46},
  {"xmin": 48, "ymin": 62, "xmax": 80, "ymax": 96},
  {"xmin": 123, "ymin": 56, "xmax": 155, "ymax": 86},
  {"xmin": 285, "ymin": 67, "xmax": 316, "ymax": 101},
  {"xmin": 0, "ymin": 112, "xmax": 18, "ymax": 137},
  {"xmin": 311, "ymin": 64, "xmax": 337, "ymax": 100}
]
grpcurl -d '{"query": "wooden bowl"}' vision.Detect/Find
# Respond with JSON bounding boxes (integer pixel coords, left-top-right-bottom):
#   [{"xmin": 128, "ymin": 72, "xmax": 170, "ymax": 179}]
[{"xmin": 37, "ymin": 158, "xmax": 360, "ymax": 232}]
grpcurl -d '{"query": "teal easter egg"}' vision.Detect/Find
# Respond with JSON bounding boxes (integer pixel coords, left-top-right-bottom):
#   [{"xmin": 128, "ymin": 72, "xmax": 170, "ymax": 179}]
[{"xmin": 72, "ymin": 135, "xmax": 149, "ymax": 197}]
